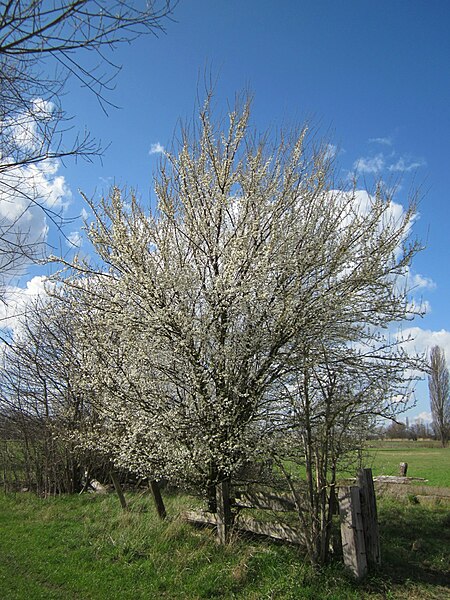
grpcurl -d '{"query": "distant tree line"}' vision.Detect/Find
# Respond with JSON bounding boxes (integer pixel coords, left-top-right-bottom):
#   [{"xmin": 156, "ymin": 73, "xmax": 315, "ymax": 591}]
[{"xmin": 381, "ymin": 420, "xmax": 433, "ymax": 441}]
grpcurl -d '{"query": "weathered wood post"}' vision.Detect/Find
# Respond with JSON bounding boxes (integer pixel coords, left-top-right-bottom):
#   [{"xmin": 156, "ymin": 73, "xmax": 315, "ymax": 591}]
[
  {"xmin": 338, "ymin": 485, "xmax": 368, "ymax": 580},
  {"xmin": 399, "ymin": 462, "xmax": 408, "ymax": 476},
  {"xmin": 110, "ymin": 471, "xmax": 128, "ymax": 510},
  {"xmin": 149, "ymin": 480, "xmax": 167, "ymax": 520},
  {"xmin": 357, "ymin": 468, "xmax": 381, "ymax": 566},
  {"xmin": 216, "ymin": 480, "xmax": 232, "ymax": 544}
]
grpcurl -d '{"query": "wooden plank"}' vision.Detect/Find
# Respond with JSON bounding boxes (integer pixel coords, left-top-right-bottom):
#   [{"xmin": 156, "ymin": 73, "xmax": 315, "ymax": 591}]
[
  {"xmin": 234, "ymin": 490, "xmax": 296, "ymax": 512},
  {"xmin": 373, "ymin": 475, "xmax": 427, "ymax": 484},
  {"xmin": 338, "ymin": 485, "xmax": 368, "ymax": 580},
  {"xmin": 184, "ymin": 509, "xmax": 218, "ymax": 526},
  {"xmin": 415, "ymin": 494, "xmax": 450, "ymax": 506},
  {"xmin": 373, "ymin": 481, "xmax": 450, "ymax": 497},
  {"xmin": 399, "ymin": 462, "xmax": 408, "ymax": 476},
  {"xmin": 357, "ymin": 469, "xmax": 381, "ymax": 566},
  {"xmin": 236, "ymin": 515, "xmax": 306, "ymax": 545},
  {"xmin": 183, "ymin": 510, "xmax": 305, "ymax": 546}
]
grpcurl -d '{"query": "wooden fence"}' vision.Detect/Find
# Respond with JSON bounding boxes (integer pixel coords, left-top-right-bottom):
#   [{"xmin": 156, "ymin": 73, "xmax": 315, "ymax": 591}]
[{"xmin": 185, "ymin": 467, "xmax": 381, "ymax": 580}]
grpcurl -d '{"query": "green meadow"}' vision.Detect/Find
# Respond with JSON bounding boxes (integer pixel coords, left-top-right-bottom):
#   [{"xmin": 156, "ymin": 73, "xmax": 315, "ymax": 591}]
[
  {"xmin": 1, "ymin": 441, "xmax": 448, "ymax": 599},
  {"xmin": 363, "ymin": 440, "xmax": 450, "ymax": 488},
  {"xmin": 1, "ymin": 486, "xmax": 449, "ymax": 600}
]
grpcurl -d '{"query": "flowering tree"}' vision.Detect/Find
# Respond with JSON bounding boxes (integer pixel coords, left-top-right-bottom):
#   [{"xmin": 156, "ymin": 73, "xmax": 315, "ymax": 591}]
[{"xmin": 59, "ymin": 95, "xmax": 422, "ymax": 556}]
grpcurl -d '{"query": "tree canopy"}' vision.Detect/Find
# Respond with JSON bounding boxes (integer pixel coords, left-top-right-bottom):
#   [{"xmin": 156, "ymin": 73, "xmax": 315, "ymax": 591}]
[{"xmin": 56, "ymin": 97, "xmax": 421, "ymax": 488}]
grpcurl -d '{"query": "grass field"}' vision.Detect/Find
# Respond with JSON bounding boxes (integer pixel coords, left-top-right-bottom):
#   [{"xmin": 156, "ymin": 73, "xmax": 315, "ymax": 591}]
[
  {"xmin": 0, "ymin": 490, "xmax": 449, "ymax": 599},
  {"xmin": 363, "ymin": 440, "xmax": 450, "ymax": 487}
]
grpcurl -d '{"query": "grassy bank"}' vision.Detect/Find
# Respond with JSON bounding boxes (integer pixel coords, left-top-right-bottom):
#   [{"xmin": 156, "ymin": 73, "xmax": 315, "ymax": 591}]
[{"xmin": 0, "ymin": 491, "xmax": 449, "ymax": 599}]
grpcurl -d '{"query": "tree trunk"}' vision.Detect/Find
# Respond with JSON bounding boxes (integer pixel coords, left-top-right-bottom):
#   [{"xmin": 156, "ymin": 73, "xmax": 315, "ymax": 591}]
[
  {"xmin": 216, "ymin": 479, "xmax": 232, "ymax": 544},
  {"xmin": 207, "ymin": 461, "xmax": 218, "ymax": 512}
]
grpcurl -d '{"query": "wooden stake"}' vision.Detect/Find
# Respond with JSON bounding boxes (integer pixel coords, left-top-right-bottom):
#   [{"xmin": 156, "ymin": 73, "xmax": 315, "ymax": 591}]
[
  {"xmin": 110, "ymin": 471, "xmax": 127, "ymax": 510},
  {"xmin": 338, "ymin": 485, "xmax": 367, "ymax": 580},
  {"xmin": 149, "ymin": 479, "xmax": 167, "ymax": 520},
  {"xmin": 357, "ymin": 468, "xmax": 381, "ymax": 566}
]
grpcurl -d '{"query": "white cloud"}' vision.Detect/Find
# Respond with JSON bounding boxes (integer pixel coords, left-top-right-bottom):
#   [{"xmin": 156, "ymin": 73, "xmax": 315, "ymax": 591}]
[
  {"xmin": 0, "ymin": 158, "xmax": 71, "ymax": 285},
  {"xmin": 352, "ymin": 149, "xmax": 426, "ymax": 177},
  {"xmin": 412, "ymin": 273, "xmax": 436, "ymax": 290},
  {"xmin": 353, "ymin": 153, "xmax": 385, "ymax": 173},
  {"xmin": 3, "ymin": 98, "xmax": 55, "ymax": 157},
  {"xmin": 0, "ymin": 159, "xmax": 71, "ymax": 214},
  {"xmin": 98, "ymin": 176, "xmax": 113, "ymax": 187},
  {"xmin": 396, "ymin": 327, "xmax": 450, "ymax": 366},
  {"xmin": 0, "ymin": 97, "xmax": 73, "ymax": 296},
  {"xmin": 149, "ymin": 142, "xmax": 165, "ymax": 155},
  {"xmin": 31, "ymin": 98, "xmax": 54, "ymax": 118},
  {"xmin": 388, "ymin": 156, "xmax": 426, "ymax": 173},
  {"xmin": 1, "ymin": 98, "xmax": 72, "ymax": 217},
  {"xmin": 67, "ymin": 230, "xmax": 82, "ymax": 248},
  {"xmin": 329, "ymin": 189, "xmax": 408, "ymax": 237},
  {"xmin": 405, "ymin": 298, "xmax": 431, "ymax": 318},
  {"xmin": 413, "ymin": 411, "xmax": 432, "ymax": 424},
  {"xmin": 421, "ymin": 300, "xmax": 432, "ymax": 314},
  {"xmin": 0, "ymin": 275, "xmax": 52, "ymax": 335},
  {"xmin": 8, "ymin": 105, "xmax": 49, "ymax": 154},
  {"xmin": 368, "ymin": 136, "xmax": 393, "ymax": 146},
  {"xmin": 391, "ymin": 394, "xmax": 408, "ymax": 405}
]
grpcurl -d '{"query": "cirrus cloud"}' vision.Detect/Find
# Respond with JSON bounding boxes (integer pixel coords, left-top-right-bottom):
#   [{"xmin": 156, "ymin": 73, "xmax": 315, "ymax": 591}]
[
  {"xmin": 353, "ymin": 153, "xmax": 385, "ymax": 174},
  {"xmin": 388, "ymin": 156, "xmax": 427, "ymax": 173}
]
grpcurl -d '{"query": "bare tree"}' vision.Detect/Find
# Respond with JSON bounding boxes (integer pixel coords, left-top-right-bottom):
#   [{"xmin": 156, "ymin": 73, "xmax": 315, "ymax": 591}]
[
  {"xmin": 0, "ymin": 292, "xmax": 111, "ymax": 494},
  {"xmin": 0, "ymin": 1, "xmax": 176, "ymax": 295},
  {"xmin": 273, "ymin": 339, "xmax": 419, "ymax": 565},
  {"xmin": 428, "ymin": 345, "xmax": 450, "ymax": 447},
  {"xmin": 0, "ymin": 1, "xmax": 175, "ymax": 111}
]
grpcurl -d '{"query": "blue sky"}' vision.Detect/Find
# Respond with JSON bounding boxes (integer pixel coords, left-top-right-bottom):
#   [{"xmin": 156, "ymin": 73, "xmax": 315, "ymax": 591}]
[{"xmin": 8, "ymin": 1, "xmax": 450, "ymax": 424}]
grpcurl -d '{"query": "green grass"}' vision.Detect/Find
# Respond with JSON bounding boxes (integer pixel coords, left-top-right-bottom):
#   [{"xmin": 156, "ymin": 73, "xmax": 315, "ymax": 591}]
[
  {"xmin": 279, "ymin": 441, "xmax": 450, "ymax": 489},
  {"xmin": 363, "ymin": 440, "xmax": 450, "ymax": 487},
  {"xmin": 0, "ymin": 490, "xmax": 449, "ymax": 599}
]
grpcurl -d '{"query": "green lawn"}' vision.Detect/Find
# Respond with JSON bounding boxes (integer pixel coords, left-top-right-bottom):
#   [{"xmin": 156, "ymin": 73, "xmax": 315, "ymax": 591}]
[
  {"xmin": 363, "ymin": 440, "xmax": 450, "ymax": 487},
  {"xmin": 0, "ymin": 491, "xmax": 449, "ymax": 599}
]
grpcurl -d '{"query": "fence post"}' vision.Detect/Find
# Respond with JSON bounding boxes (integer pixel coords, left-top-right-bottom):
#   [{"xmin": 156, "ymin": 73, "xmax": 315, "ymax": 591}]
[
  {"xmin": 357, "ymin": 468, "xmax": 381, "ymax": 566},
  {"xmin": 216, "ymin": 480, "xmax": 232, "ymax": 544},
  {"xmin": 110, "ymin": 471, "xmax": 128, "ymax": 510},
  {"xmin": 149, "ymin": 480, "xmax": 167, "ymax": 520},
  {"xmin": 338, "ymin": 485, "xmax": 368, "ymax": 580}
]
